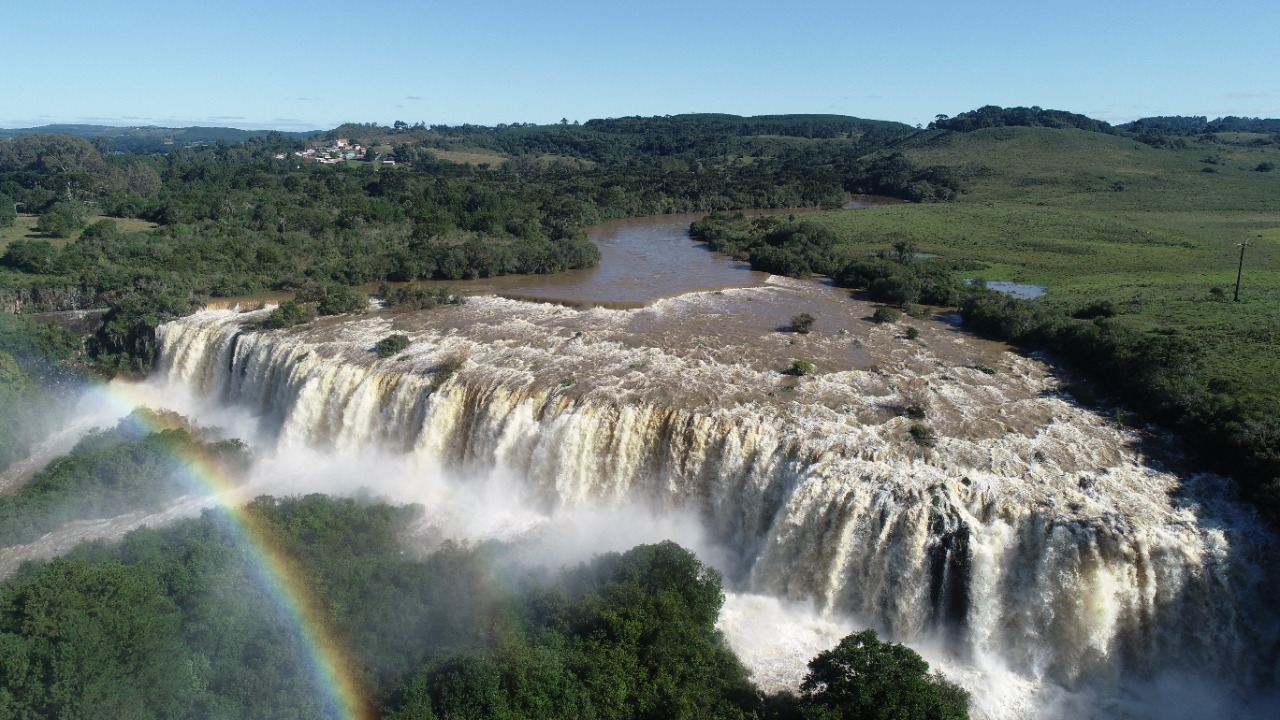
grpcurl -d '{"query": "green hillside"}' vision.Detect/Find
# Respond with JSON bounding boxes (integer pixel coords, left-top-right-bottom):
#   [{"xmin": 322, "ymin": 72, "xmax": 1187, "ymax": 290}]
[
  {"xmin": 810, "ymin": 126, "xmax": 1280, "ymax": 403},
  {"xmin": 897, "ymin": 126, "xmax": 1279, "ymax": 211}
]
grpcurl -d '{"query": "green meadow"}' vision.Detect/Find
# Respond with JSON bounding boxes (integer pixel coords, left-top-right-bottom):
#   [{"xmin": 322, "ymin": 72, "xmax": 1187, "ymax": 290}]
[
  {"xmin": 811, "ymin": 127, "xmax": 1280, "ymax": 404},
  {"xmin": 0, "ymin": 213, "xmax": 158, "ymax": 252}
]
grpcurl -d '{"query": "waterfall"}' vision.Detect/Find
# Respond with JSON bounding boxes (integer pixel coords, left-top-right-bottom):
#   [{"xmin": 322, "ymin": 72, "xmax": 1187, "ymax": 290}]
[{"xmin": 155, "ymin": 296, "xmax": 1277, "ymax": 700}]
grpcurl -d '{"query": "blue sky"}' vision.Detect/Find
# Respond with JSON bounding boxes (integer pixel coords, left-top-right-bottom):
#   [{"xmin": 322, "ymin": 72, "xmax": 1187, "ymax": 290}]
[{"xmin": 4, "ymin": 0, "xmax": 1276, "ymax": 130}]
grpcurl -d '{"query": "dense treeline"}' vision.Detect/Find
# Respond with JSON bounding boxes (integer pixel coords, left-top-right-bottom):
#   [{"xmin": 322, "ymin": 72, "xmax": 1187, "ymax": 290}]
[
  {"xmin": 844, "ymin": 153, "xmax": 961, "ymax": 202},
  {"xmin": 922, "ymin": 107, "xmax": 1280, "ymax": 149},
  {"xmin": 1124, "ymin": 116, "xmax": 1280, "ymax": 134},
  {"xmin": 928, "ymin": 106, "xmax": 1116, "ymax": 134},
  {"xmin": 365, "ymin": 113, "xmax": 914, "ymax": 165},
  {"xmin": 691, "ymin": 214, "xmax": 844, "ymax": 278},
  {"xmin": 1120, "ymin": 115, "xmax": 1280, "ymax": 149},
  {"xmin": 0, "ymin": 494, "xmax": 967, "ymax": 719},
  {"xmin": 0, "ymin": 124, "xmax": 315, "ymax": 154},
  {"xmin": 689, "ymin": 214, "xmax": 1280, "ymax": 526}
]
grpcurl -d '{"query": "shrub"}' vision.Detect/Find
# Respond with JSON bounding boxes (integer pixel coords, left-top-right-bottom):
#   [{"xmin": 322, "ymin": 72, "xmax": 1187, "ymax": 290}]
[
  {"xmin": 1072, "ymin": 299, "xmax": 1117, "ymax": 319},
  {"xmin": 435, "ymin": 351, "xmax": 467, "ymax": 381},
  {"xmin": 906, "ymin": 326, "xmax": 920, "ymax": 340},
  {"xmin": 800, "ymin": 629, "xmax": 970, "ymax": 720},
  {"xmin": 381, "ymin": 285, "xmax": 464, "ymax": 311},
  {"xmin": 260, "ymin": 300, "xmax": 317, "ymax": 329},
  {"xmin": 0, "ymin": 193, "xmax": 15, "ymax": 227},
  {"xmin": 891, "ymin": 238, "xmax": 920, "ymax": 264},
  {"xmin": 295, "ymin": 282, "xmax": 368, "ymax": 316},
  {"xmin": 900, "ymin": 382, "xmax": 930, "ymax": 419},
  {"xmin": 375, "ymin": 334, "xmax": 411, "ymax": 358},
  {"xmin": 870, "ymin": 274, "xmax": 922, "ymax": 307},
  {"xmin": 790, "ymin": 359, "xmax": 814, "ymax": 376},
  {"xmin": 1256, "ymin": 162, "xmax": 1274, "ymax": 172},
  {"xmin": 909, "ymin": 423, "xmax": 937, "ymax": 447},
  {"xmin": 790, "ymin": 313, "xmax": 816, "ymax": 334},
  {"xmin": 873, "ymin": 306, "xmax": 901, "ymax": 324},
  {"xmin": 1, "ymin": 240, "xmax": 58, "ymax": 274},
  {"xmin": 34, "ymin": 201, "xmax": 89, "ymax": 238}
]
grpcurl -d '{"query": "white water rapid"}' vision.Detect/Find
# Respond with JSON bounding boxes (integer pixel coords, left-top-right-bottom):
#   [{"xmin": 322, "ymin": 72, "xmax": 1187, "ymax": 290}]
[{"xmin": 150, "ymin": 280, "xmax": 1275, "ymax": 719}]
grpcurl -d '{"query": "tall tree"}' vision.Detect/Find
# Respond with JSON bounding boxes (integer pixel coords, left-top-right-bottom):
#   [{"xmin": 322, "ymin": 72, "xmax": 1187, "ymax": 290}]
[{"xmin": 799, "ymin": 630, "xmax": 969, "ymax": 720}]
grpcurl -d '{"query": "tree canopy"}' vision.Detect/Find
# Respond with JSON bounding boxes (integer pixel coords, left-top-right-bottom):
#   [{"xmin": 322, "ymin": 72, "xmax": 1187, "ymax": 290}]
[{"xmin": 799, "ymin": 629, "xmax": 970, "ymax": 720}]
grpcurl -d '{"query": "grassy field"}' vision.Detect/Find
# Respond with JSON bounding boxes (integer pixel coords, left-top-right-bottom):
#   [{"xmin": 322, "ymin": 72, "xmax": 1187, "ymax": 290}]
[
  {"xmin": 808, "ymin": 127, "xmax": 1280, "ymax": 404},
  {"xmin": 1, "ymin": 214, "xmax": 158, "ymax": 252},
  {"xmin": 427, "ymin": 148, "xmax": 509, "ymax": 166}
]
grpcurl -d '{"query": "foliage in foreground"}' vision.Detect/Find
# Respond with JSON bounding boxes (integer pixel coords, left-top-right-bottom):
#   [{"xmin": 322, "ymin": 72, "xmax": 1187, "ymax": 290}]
[
  {"xmin": 0, "ymin": 497, "xmax": 757, "ymax": 719},
  {"xmin": 798, "ymin": 629, "xmax": 969, "ymax": 720},
  {"xmin": 0, "ymin": 491, "xmax": 968, "ymax": 720}
]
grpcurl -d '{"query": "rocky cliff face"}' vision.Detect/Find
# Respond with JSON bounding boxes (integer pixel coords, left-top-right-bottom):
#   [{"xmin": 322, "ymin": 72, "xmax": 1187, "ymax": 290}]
[{"xmin": 0, "ymin": 286, "xmax": 97, "ymax": 314}]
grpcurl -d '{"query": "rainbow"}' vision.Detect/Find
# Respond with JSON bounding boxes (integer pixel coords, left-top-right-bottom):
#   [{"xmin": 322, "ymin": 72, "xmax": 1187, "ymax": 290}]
[{"xmin": 90, "ymin": 381, "xmax": 371, "ymax": 720}]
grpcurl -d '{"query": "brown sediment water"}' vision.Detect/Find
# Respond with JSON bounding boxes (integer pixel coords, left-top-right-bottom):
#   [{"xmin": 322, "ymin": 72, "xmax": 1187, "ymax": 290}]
[
  {"xmin": 489, "ymin": 198, "xmax": 901, "ymax": 306},
  {"xmin": 348, "ymin": 197, "xmax": 903, "ymax": 309},
  {"xmin": 216, "ymin": 197, "xmax": 900, "ymax": 311}
]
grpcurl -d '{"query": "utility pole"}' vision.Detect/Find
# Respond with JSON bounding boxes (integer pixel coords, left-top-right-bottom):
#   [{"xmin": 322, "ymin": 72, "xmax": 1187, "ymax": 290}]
[{"xmin": 1234, "ymin": 241, "xmax": 1248, "ymax": 302}]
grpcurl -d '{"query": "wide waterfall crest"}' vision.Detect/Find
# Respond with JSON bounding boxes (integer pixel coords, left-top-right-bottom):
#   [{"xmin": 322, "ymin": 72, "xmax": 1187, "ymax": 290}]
[{"xmin": 156, "ymin": 295, "xmax": 1275, "ymax": 694}]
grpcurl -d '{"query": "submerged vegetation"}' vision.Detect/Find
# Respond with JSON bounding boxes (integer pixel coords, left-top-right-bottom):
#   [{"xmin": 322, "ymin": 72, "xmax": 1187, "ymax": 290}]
[{"xmin": 375, "ymin": 333, "xmax": 411, "ymax": 358}]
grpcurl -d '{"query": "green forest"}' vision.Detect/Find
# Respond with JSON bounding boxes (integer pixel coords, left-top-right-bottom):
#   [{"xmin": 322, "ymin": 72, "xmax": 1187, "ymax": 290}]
[{"xmin": 0, "ymin": 490, "xmax": 968, "ymax": 719}]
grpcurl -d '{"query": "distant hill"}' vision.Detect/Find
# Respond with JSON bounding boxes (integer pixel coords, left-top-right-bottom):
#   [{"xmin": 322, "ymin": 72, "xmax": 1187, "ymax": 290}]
[
  {"xmin": 581, "ymin": 113, "xmax": 912, "ymax": 139},
  {"xmin": 0, "ymin": 124, "xmax": 318, "ymax": 153},
  {"xmin": 316, "ymin": 113, "xmax": 917, "ymax": 167},
  {"xmin": 889, "ymin": 123, "xmax": 1277, "ymax": 211},
  {"xmin": 928, "ymin": 105, "xmax": 1115, "ymax": 134}
]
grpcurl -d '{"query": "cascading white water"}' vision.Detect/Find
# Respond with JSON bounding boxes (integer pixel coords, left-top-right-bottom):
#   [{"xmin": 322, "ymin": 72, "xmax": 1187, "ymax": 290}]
[{"xmin": 155, "ymin": 285, "xmax": 1277, "ymax": 716}]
